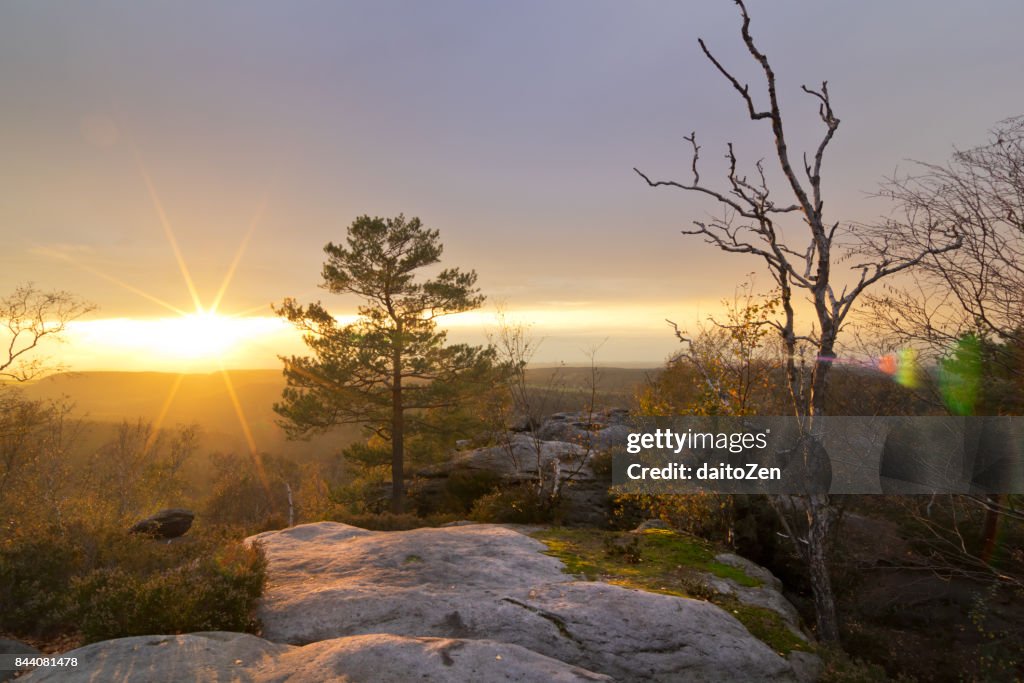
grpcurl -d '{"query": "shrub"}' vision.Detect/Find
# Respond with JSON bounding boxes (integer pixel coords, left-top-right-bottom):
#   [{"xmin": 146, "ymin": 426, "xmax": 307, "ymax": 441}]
[
  {"xmin": 469, "ymin": 483, "xmax": 562, "ymax": 524},
  {"xmin": 438, "ymin": 469, "xmax": 503, "ymax": 514},
  {"xmin": 72, "ymin": 538, "xmax": 266, "ymax": 643},
  {"xmin": 603, "ymin": 535, "xmax": 642, "ymax": 564},
  {"xmin": 204, "ymin": 452, "xmax": 298, "ymax": 533},
  {"xmin": 818, "ymin": 646, "xmax": 893, "ymax": 683},
  {"xmin": 0, "ymin": 531, "xmax": 83, "ymax": 635},
  {"xmin": 589, "ymin": 448, "xmax": 615, "ymax": 482},
  {"xmin": 328, "ymin": 511, "xmax": 460, "ymax": 531},
  {"xmin": 612, "ymin": 491, "xmax": 736, "ymax": 541},
  {"xmin": 327, "ymin": 464, "xmax": 392, "ymax": 515},
  {"xmin": 0, "ymin": 523, "xmax": 265, "ymax": 643}
]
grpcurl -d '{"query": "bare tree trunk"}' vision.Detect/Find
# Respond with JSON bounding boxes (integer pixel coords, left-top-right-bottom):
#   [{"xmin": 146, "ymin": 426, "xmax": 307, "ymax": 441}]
[
  {"xmin": 980, "ymin": 494, "xmax": 1002, "ymax": 564},
  {"xmin": 806, "ymin": 337, "xmax": 840, "ymax": 642},
  {"xmin": 806, "ymin": 492, "xmax": 839, "ymax": 641},
  {"xmin": 285, "ymin": 481, "xmax": 295, "ymax": 527}
]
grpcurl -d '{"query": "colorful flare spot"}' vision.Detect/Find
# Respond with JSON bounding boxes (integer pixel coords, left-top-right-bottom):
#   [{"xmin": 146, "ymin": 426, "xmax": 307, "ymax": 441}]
[
  {"xmin": 895, "ymin": 348, "xmax": 919, "ymax": 389},
  {"xmin": 878, "ymin": 354, "xmax": 898, "ymax": 376},
  {"xmin": 939, "ymin": 335, "xmax": 982, "ymax": 416}
]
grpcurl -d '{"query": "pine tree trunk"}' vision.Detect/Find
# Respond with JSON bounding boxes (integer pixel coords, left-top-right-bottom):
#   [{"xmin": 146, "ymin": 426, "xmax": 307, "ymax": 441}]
[{"xmin": 391, "ymin": 346, "xmax": 405, "ymax": 514}]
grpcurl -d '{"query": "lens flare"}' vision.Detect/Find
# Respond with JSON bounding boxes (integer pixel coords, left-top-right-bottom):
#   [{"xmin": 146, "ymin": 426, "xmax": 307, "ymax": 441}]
[
  {"xmin": 895, "ymin": 348, "xmax": 920, "ymax": 389},
  {"xmin": 940, "ymin": 335, "xmax": 983, "ymax": 416}
]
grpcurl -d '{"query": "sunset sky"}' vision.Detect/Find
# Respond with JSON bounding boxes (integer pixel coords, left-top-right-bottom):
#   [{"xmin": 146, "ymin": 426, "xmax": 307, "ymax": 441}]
[{"xmin": 3, "ymin": 1, "xmax": 1022, "ymax": 371}]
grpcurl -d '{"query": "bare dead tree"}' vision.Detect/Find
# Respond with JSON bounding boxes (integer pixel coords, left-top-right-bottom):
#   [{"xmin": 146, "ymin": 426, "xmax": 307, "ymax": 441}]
[
  {"xmin": 861, "ymin": 117, "xmax": 1024, "ymax": 590},
  {"xmin": 634, "ymin": 0, "xmax": 961, "ymax": 642},
  {"xmin": 864, "ymin": 115, "xmax": 1024, "ymax": 353},
  {"xmin": 1, "ymin": 283, "xmax": 96, "ymax": 382}
]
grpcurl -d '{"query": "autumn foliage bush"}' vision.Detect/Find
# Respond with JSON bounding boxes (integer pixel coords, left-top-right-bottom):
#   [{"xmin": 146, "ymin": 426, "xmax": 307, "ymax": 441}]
[{"xmin": 0, "ymin": 522, "xmax": 265, "ymax": 643}]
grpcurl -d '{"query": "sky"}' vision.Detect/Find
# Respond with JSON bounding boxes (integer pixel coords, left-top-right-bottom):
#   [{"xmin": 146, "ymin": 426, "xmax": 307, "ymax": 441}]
[{"xmin": 2, "ymin": 0, "xmax": 1022, "ymax": 371}]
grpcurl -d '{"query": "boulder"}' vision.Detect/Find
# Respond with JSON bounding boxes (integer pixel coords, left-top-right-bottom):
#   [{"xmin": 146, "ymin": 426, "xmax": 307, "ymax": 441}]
[
  {"xmin": 245, "ymin": 522, "xmax": 803, "ymax": 682},
  {"xmin": 535, "ymin": 409, "xmax": 632, "ymax": 451},
  {"xmin": 430, "ymin": 433, "xmax": 590, "ymax": 482},
  {"xmin": 21, "ymin": 631, "xmax": 610, "ymax": 682},
  {"xmin": 128, "ymin": 508, "xmax": 194, "ymax": 539}
]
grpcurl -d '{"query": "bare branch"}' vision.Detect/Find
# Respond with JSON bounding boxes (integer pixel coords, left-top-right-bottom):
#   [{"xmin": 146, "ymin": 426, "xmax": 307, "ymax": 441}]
[{"xmin": 1, "ymin": 284, "xmax": 96, "ymax": 382}]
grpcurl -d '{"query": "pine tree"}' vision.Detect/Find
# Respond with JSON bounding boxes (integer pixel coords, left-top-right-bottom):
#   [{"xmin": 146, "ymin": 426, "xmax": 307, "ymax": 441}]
[{"xmin": 275, "ymin": 214, "xmax": 495, "ymax": 513}]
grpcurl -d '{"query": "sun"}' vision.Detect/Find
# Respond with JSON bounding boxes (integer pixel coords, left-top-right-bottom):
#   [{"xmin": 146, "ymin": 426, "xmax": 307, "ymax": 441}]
[
  {"xmin": 150, "ymin": 310, "xmax": 246, "ymax": 360},
  {"xmin": 43, "ymin": 155, "xmax": 278, "ymax": 485},
  {"xmin": 66, "ymin": 312, "xmax": 289, "ymax": 371}
]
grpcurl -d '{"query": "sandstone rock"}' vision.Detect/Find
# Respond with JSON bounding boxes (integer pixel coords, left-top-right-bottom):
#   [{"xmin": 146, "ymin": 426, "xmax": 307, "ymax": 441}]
[
  {"xmin": 788, "ymin": 650, "xmax": 825, "ymax": 683},
  {"xmin": 246, "ymin": 522, "xmax": 803, "ymax": 682},
  {"xmin": 276, "ymin": 633, "xmax": 612, "ymax": 682},
  {"xmin": 710, "ymin": 553, "xmax": 805, "ymax": 642},
  {"xmin": 631, "ymin": 519, "xmax": 673, "ymax": 533},
  {"xmin": 535, "ymin": 410, "xmax": 632, "ymax": 451},
  {"xmin": 415, "ymin": 431, "xmax": 607, "ymax": 524},
  {"xmin": 0, "ymin": 638, "xmax": 40, "ymax": 656},
  {"xmin": 0, "ymin": 638, "xmax": 40, "ymax": 682},
  {"xmin": 444, "ymin": 434, "xmax": 590, "ymax": 481},
  {"xmin": 418, "ymin": 408, "xmax": 632, "ymax": 524},
  {"xmin": 21, "ymin": 631, "xmax": 284, "ymax": 682},
  {"xmin": 715, "ymin": 553, "xmax": 785, "ymax": 592},
  {"xmin": 128, "ymin": 508, "xmax": 194, "ymax": 539},
  {"xmin": 508, "ymin": 414, "xmax": 537, "ymax": 432},
  {"xmin": 21, "ymin": 631, "xmax": 610, "ymax": 682},
  {"xmin": 557, "ymin": 481, "xmax": 611, "ymax": 526}
]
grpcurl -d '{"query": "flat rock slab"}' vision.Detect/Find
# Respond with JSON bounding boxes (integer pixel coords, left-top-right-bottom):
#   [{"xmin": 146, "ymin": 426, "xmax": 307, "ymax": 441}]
[
  {"xmin": 245, "ymin": 522, "xmax": 800, "ymax": 682},
  {"xmin": 1, "ymin": 638, "xmax": 41, "ymax": 683},
  {"xmin": 21, "ymin": 631, "xmax": 609, "ymax": 682}
]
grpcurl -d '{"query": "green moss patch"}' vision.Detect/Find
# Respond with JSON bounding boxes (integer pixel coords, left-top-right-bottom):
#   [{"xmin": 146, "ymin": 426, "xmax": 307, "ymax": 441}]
[
  {"xmin": 534, "ymin": 527, "xmax": 760, "ymax": 587},
  {"xmin": 721, "ymin": 599, "xmax": 810, "ymax": 655},
  {"xmin": 532, "ymin": 527, "xmax": 810, "ymax": 655}
]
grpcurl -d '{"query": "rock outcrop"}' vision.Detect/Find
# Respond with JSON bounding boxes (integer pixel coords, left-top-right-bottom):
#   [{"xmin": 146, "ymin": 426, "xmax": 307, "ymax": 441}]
[
  {"xmin": 417, "ymin": 409, "xmax": 631, "ymax": 524},
  {"xmin": 242, "ymin": 521, "xmax": 804, "ymax": 682},
  {"xmin": 24, "ymin": 521, "xmax": 814, "ymax": 681},
  {"xmin": 534, "ymin": 408, "xmax": 632, "ymax": 451}
]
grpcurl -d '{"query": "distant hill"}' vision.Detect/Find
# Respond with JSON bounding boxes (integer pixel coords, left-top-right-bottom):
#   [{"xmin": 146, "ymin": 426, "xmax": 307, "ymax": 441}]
[
  {"xmin": 23, "ymin": 369, "xmax": 285, "ymax": 425},
  {"xmin": 19, "ymin": 370, "xmax": 354, "ymax": 460},
  {"xmin": 15, "ymin": 365, "xmax": 658, "ymax": 458},
  {"xmin": 522, "ymin": 366, "xmax": 656, "ymax": 395}
]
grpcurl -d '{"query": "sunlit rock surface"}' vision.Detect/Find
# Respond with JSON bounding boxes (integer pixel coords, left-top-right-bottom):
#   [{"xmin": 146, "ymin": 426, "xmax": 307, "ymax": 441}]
[
  {"xmin": 244, "ymin": 521, "xmax": 802, "ymax": 682},
  {"xmin": 21, "ymin": 631, "xmax": 611, "ymax": 682}
]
